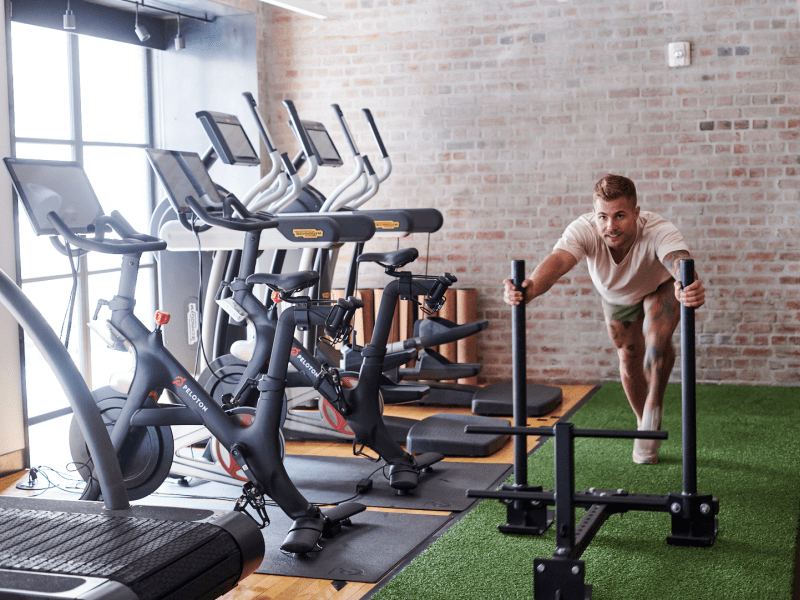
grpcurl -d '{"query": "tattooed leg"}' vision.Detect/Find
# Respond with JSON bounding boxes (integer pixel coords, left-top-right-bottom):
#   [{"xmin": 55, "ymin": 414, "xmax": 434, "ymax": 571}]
[
  {"xmin": 604, "ymin": 316, "xmax": 647, "ymax": 424},
  {"xmin": 643, "ymin": 279, "xmax": 680, "ymax": 416},
  {"xmin": 633, "ymin": 279, "xmax": 682, "ymax": 464}
]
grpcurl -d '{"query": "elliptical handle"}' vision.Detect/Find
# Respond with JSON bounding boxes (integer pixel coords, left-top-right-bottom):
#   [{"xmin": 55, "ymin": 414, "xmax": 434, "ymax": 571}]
[
  {"xmin": 243, "ymin": 91, "xmax": 277, "ymax": 153},
  {"xmin": 283, "ymin": 99, "xmax": 316, "ymax": 161},
  {"xmin": 333, "ymin": 104, "xmax": 360, "ymax": 157},
  {"xmin": 280, "ymin": 151, "xmax": 297, "ymax": 177},
  {"xmin": 362, "ymin": 155, "xmax": 376, "ymax": 176},
  {"xmin": 362, "ymin": 108, "xmax": 388, "ymax": 158}
]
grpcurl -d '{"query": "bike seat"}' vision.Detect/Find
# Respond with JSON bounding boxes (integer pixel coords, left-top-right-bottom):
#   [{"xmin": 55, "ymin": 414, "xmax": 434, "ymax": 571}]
[
  {"xmin": 357, "ymin": 247, "xmax": 418, "ymax": 269},
  {"xmin": 246, "ymin": 270, "xmax": 319, "ymax": 294}
]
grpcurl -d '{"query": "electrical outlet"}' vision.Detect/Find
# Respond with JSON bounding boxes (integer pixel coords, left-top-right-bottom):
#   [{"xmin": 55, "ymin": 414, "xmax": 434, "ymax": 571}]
[{"xmin": 668, "ymin": 41, "xmax": 691, "ymax": 67}]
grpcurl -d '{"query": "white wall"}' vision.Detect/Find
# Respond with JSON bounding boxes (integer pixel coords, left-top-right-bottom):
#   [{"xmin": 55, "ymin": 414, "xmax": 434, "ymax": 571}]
[{"xmin": 0, "ymin": 1, "xmax": 27, "ymax": 473}]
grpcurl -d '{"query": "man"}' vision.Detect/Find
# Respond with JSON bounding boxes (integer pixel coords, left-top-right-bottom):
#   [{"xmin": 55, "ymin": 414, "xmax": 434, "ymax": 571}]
[{"xmin": 502, "ymin": 174, "xmax": 705, "ymax": 464}]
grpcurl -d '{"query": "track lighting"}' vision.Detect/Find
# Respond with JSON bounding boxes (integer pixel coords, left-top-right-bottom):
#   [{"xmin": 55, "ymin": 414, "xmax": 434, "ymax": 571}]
[
  {"xmin": 63, "ymin": 0, "xmax": 76, "ymax": 30},
  {"xmin": 134, "ymin": 2, "xmax": 151, "ymax": 42},
  {"xmin": 258, "ymin": 0, "xmax": 328, "ymax": 19},
  {"xmin": 174, "ymin": 14, "xmax": 185, "ymax": 50}
]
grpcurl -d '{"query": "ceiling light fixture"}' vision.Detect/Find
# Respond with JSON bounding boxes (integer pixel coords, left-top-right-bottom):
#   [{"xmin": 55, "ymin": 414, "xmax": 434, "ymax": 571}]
[
  {"xmin": 63, "ymin": 0, "xmax": 76, "ymax": 30},
  {"xmin": 134, "ymin": 2, "xmax": 151, "ymax": 42},
  {"xmin": 259, "ymin": 0, "xmax": 328, "ymax": 20},
  {"xmin": 174, "ymin": 13, "xmax": 185, "ymax": 50}
]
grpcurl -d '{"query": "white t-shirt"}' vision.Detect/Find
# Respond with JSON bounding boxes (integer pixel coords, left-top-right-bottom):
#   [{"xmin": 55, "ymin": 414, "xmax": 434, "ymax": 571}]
[{"xmin": 553, "ymin": 211, "xmax": 689, "ymax": 306}]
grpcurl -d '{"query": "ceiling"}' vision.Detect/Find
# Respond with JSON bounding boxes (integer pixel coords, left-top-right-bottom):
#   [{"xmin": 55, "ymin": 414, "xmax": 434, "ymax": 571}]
[{"xmin": 82, "ymin": 0, "xmax": 251, "ymax": 22}]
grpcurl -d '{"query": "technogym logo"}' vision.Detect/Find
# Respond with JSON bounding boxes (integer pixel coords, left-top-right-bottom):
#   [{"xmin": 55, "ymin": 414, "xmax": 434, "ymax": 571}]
[
  {"xmin": 293, "ymin": 228, "xmax": 324, "ymax": 239},
  {"xmin": 374, "ymin": 220, "xmax": 399, "ymax": 230}
]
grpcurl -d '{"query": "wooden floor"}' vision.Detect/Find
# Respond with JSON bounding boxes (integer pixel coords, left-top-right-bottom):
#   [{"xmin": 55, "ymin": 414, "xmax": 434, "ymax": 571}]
[{"xmin": 0, "ymin": 385, "xmax": 594, "ymax": 600}]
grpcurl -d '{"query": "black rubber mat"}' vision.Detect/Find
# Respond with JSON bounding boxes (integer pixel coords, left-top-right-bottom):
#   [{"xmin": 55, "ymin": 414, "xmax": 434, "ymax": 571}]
[
  {"xmin": 255, "ymin": 509, "xmax": 451, "ymax": 582},
  {"xmin": 285, "ymin": 455, "xmax": 511, "ymax": 511},
  {"xmin": 162, "ymin": 456, "xmax": 512, "ymax": 512}
]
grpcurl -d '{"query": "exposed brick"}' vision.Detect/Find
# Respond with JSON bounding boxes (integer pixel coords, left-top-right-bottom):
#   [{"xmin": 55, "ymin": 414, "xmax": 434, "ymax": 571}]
[{"xmin": 260, "ymin": 0, "xmax": 798, "ymax": 388}]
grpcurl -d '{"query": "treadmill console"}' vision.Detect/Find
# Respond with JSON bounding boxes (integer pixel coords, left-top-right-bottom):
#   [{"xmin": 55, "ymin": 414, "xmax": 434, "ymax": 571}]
[{"xmin": 195, "ymin": 111, "xmax": 260, "ymax": 166}]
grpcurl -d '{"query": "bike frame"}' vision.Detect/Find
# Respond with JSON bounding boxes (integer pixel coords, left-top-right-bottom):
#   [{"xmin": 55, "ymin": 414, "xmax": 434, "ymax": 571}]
[
  {"xmin": 92, "ymin": 250, "xmax": 318, "ymax": 523},
  {"xmin": 212, "ymin": 241, "xmax": 449, "ymax": 468}
]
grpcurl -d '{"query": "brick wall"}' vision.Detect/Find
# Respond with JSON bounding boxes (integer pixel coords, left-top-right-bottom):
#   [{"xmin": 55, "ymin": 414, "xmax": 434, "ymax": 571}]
[{"xmin": 248, "ymin": 0, "xmax": 799, "ymax": 387}]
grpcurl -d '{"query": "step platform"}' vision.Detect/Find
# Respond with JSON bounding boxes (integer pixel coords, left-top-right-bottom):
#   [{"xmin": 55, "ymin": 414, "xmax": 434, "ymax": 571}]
[
  {"xmin": 471, "ymin": 382, "xmax": 563, "ymax": 417},
  {"xmin": 0, "ymin": 496, "xmax": 263, "ymax": 600},
  {"xmin": 398, "ymin": 348, "xmax": 482, "ymax": 381},
  {"xmin": 403, "ymin": 413, "xmax": 511, "ymax": 457}
]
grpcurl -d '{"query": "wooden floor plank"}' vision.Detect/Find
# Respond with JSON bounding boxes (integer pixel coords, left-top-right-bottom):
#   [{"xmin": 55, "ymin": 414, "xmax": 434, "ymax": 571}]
[{"xmin": 1, "ymin": 384, "xmax": 594, "ymax": 600}]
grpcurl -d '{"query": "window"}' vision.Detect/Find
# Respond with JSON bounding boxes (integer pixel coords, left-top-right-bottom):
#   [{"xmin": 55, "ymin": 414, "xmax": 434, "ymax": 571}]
[{"xmin": 9, "ymin": 23, "xmax": 156, "ymax": 432}]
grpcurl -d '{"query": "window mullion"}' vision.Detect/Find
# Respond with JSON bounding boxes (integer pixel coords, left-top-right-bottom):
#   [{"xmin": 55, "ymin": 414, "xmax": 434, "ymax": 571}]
[
  {"xmin": 69, "ymin": 34, "xmax": 94, "ymax": 389},
  {"xmin": 68, "ymin": 33, "xmax": 83, "ymax": 162}
]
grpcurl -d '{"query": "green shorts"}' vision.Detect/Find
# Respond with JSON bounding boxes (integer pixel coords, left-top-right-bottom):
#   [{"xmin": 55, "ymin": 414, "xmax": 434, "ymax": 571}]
[{"xmin": 601, "ymin": 298, "xmax": 645, "ymax": 323}]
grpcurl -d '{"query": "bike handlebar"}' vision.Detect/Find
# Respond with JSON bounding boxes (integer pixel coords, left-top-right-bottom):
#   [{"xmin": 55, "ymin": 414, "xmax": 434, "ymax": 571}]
[
  {"xmin": 184, "ymin": 195, "xmax": 279, "ymax": 232},
  {"xmin": 48, "ymin": 210, "xmax": 168, "ymax": 255}
]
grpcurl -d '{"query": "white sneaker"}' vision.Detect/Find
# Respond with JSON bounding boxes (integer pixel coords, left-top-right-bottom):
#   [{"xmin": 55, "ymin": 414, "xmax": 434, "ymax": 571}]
[{"xmin": 633, "ymin": 405, "xmax": 663, "ymax": 465}]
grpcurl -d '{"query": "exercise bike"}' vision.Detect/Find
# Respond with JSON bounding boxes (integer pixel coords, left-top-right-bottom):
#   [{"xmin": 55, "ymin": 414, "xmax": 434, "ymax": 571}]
[
  {"xmin": 146, "ymin": 147, "xmax": 447, "ymax": 491},
  {"xmin": 4, "ymin": 157, "xmax": 365, "ymax": 555}
]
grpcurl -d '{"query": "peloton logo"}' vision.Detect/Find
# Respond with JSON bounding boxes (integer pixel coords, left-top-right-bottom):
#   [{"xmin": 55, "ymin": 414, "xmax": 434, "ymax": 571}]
[
  {"xmin": 292, "ymin": 349, "xmax": 319, "ymax": 378},
  {"xmin": 173, "ymin": 376, "xmax": 209, "ymax": 412},
  {"xmin": 292, "ymin": 228, "xmax": 324, "ymax": 239}
]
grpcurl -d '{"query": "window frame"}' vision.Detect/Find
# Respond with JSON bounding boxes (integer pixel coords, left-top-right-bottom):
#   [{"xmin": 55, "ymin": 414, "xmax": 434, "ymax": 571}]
[{"xmin": 9, "ymin": 24, "xmax": 158, "ymax": 426}]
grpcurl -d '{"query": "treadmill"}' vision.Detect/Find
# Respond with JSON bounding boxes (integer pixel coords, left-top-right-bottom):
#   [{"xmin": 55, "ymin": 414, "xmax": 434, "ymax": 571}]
[{"xmin": 0, "ymin": 157, "xmax": 265, "ymax": 600}]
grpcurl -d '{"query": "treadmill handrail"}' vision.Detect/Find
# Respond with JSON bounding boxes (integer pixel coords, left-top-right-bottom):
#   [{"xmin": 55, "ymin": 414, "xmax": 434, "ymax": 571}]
[{"xmin": 0, "ymin": 268, "xmax": 130, "ymax": 510}]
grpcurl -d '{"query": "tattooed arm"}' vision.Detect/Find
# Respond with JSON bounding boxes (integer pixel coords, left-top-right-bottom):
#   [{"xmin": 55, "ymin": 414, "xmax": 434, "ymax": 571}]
[
  {"xmin": 503, "ymin": 249, "xmax": 578, "ymax": 306},
  {"xmin": 662, "ymin": 249, "xmax": 705, "ymax": 309}
]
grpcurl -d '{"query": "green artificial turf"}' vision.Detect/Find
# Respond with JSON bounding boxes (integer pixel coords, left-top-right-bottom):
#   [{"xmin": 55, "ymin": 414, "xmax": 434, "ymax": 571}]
[{"xmin": 370, "ymin": 382, "xmax": 800, "ymax": 600}]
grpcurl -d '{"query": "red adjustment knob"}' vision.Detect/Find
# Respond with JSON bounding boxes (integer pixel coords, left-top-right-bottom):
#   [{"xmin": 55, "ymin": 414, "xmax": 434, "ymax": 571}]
[
  {"xmin": 271, "ymin": 291, "xmax": 282, "ymax": 303},
  {"xmin": 154, "ymin": 311, "xmax": 171, "ymax": 326}
]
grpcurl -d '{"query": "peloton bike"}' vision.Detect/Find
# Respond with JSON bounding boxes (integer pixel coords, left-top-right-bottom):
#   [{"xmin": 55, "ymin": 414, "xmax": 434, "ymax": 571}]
[
  {"xmin": 190, "ymin": 98, "xmax": 509, "ymax": 458},
  {"xmin": 466, "ymin": 260, "xmax": 719, "ymax": 599},
  {"xmin": 145, "ymin": 147, "xmax": 449, "ymax": 492},
  {"xmin": 0, "ymin": 160, "xmax": 268, "ymax": 599},
  {"xmin": 2, "ymin": 157, "xmax": 367, "ymax": 557}
]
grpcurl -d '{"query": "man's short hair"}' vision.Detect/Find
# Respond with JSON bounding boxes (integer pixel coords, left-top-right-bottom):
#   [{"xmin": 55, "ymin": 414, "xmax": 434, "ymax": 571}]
[{"xmin": 593, "ymin": 174, "xmax": 637, "ymax": 206}]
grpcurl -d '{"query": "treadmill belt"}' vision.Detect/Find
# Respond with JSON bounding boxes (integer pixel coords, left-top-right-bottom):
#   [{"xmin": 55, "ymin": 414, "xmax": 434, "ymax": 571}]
[{"xmin": 0, "ymin": 506, "xmax": 241, "ymax": 600}]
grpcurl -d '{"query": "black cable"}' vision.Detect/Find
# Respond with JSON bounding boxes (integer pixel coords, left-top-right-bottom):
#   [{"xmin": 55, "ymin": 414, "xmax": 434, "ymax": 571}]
[
  {"xmin": 22, "ymin": 463, "xmax": 97, "ymax": 497},
  {"xmin": 189, "ymin": 216, "xmax": 230, "ymax": 384},
  {"xmin": 191, "ymin": 214, "xmax": 206, "ymax": 376},
  {"xmin": 60, "ymin": 240, "xmax": 79, "ymax": 349}
]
